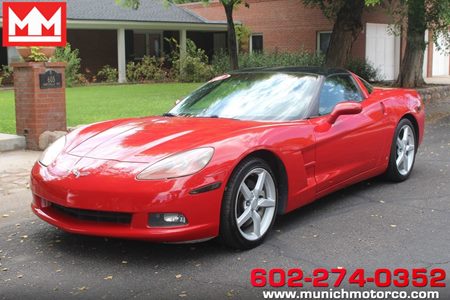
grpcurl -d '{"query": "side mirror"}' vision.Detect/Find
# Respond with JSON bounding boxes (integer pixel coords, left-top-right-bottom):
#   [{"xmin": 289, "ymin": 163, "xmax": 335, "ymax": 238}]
[{"xmin": 327, "ymin": 102, "xmax": 362, "ymax": 124}]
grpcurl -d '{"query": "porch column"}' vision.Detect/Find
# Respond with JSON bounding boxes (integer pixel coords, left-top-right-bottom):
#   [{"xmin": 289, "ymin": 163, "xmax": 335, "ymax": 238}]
[
  {"xmin": 117, "ymin": 28, "xmax": 127, "ymax": 83},
  {"xmin": 180, "ymin": 29, "xmax": 187, "ymax": 61}
]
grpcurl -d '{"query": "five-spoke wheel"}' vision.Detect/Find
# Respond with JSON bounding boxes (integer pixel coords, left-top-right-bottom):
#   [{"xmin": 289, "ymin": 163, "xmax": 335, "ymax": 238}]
[
  {"xmin": 220, "ymin": 157, "xmax": 278, "ymax": 249},
  {"xmin": 235, "ymin": 168, "xmax": 276, "ymax": 241}
]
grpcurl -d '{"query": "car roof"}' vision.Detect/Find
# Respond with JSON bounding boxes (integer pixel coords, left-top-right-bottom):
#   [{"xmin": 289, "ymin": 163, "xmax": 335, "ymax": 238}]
[{"xmin": 231, "ymin": 66, "xmax": 350, "ymax": 76}]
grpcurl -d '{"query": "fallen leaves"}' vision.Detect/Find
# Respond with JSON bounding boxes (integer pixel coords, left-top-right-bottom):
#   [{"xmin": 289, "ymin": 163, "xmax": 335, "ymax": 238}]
[{"xmin": 226, "ymin": 289, "xmax": 235, "ymax": 297}]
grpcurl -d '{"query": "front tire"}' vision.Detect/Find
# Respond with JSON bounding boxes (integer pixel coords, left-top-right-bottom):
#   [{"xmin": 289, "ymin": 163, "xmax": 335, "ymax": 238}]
[
  {"xmin": 219, "ymin": 157, "xmax": 278, "ymax": 250},
  {"xmin": 385, "ymin": 118, "xmax": 417, "ymax": 182}
]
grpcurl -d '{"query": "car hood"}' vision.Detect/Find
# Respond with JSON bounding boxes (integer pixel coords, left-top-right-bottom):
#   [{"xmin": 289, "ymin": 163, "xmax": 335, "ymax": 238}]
[{"xmin": 67, "ymin": 117, "xmax": 264, "ymax": 163}]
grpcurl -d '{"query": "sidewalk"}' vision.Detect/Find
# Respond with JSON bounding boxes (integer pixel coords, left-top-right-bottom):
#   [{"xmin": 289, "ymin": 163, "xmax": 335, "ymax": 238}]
[
  {"xmin": 0, "ymin": 150, "xmax": 40, "ymax": 223},
  {"xmin": 0, "ymin": 150, "xmax": 40, "ymax": 195}
]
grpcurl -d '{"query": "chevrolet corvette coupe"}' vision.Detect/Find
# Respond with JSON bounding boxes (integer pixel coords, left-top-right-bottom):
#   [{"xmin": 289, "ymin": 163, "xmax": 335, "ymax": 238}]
[{"xmin": 31, "ymin": 67, "xmax": 425, "ymax": 249}]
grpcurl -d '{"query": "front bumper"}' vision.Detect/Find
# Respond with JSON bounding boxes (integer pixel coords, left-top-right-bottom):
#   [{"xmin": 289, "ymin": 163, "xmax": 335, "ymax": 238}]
[{"xmin": 30, "ymin": 157, "xmax": 226, "ymax": 242}]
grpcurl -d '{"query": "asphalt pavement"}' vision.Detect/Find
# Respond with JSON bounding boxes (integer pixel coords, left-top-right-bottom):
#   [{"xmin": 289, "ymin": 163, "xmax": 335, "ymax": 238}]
[{"xmin": 1, "ymin": 114, "xmax": 449, "ymax": 299}]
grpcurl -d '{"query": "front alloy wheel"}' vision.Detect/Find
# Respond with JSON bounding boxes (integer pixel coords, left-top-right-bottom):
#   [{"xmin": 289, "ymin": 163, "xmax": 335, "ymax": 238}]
[
  {"xmin": 220, "ymin": 157, "xmax": 278, "ymax": 249},
  {"xmin": 235, "ymin": 168, "xmax": 276, "ymax": 241}
]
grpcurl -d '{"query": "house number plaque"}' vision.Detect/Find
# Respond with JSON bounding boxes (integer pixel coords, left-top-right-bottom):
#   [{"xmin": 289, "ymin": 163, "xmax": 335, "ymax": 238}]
[{"xmin": 39, "ymin": 70, "xmax": 62, "ymax": 89}]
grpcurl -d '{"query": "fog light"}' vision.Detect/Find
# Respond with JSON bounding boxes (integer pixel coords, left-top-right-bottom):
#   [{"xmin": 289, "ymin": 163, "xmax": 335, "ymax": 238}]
[{"xmin": 148, "ymin": 213, "xmax": 187, "ymax": 227}]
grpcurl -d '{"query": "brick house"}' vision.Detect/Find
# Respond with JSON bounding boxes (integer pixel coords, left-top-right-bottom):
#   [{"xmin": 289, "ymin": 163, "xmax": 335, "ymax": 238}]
[
  {"xmin": 181, "ymin": 0, "xmax": 450, "ymax": 80},
  {"xmin": 0, "ymin": 0, "xmax": 448, "ymax": 82},
  {"xmin": 0, "ymin": 0, "xmax": 228, "ymax": 82}
]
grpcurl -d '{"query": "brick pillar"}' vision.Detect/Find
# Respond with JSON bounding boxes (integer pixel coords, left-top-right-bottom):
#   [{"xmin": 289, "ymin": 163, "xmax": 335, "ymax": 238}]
[{"xmin": 12, "ymin": 62, "xmax": 66, "ymax": 150}]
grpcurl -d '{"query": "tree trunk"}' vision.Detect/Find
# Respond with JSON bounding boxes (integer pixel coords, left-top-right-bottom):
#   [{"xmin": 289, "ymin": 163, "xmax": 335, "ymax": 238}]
[
  {"xmin": 325, "ymin": 0, "xmax": 365, "ymax": 68},
  {"xmin": 223, "ymin": 3, "xmax": 239, "ymax": 70},
  {"xmin": 396, "ymin": 0, "xmax": 426, "ymax": 88}
]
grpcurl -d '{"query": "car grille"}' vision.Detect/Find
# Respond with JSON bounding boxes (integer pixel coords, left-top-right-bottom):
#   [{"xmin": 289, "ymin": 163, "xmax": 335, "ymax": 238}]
[{"xmin": 50, "ymin": 202, "xmax": 132, "ymax": 224}]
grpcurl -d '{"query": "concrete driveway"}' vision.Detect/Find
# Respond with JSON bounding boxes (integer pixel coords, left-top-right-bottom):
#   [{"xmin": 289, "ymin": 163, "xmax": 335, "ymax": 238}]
[{"xmin": 1, "ymin": 115, "xmax": 449, "ymax": 299}]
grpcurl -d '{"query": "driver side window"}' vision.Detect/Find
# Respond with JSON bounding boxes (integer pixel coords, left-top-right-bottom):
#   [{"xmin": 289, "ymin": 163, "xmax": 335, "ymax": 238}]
[{"xmin": 319, "ymin": 75, "xmax": 363, "ymax": 115}]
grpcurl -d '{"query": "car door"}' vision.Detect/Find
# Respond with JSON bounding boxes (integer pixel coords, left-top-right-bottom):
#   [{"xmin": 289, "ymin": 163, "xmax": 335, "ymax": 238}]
[{"xmin": 311, "ymin": 74, "xmax": 387, "ymax": 193}]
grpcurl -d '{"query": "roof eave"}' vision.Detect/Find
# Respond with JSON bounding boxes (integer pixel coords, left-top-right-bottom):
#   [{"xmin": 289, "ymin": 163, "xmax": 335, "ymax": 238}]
[{"xmin": 0, "ymin": 18, "xmax": 228, "ymax": 31}]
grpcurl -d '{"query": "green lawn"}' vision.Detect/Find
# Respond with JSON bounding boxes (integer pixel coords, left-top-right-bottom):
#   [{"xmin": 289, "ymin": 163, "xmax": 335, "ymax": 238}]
[{"xmin": 0, "ymin": 83, "xmax": 201, "ymax": 134}]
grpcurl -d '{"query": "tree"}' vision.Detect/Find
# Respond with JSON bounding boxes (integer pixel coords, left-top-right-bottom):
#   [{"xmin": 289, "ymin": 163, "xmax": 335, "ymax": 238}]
[
  {"xmin": 303, "ymin": 0, "xmax": 366, "ymax": 68},
  {"xmin": 398, "ymin": 0, "xmax": 450, "ymax": 87},
  {"xmin": 117, "ymin": 0, "xmax": 247, "ymax": 70},
  {"xmin": 220, "ymin": 0, "xmax": 244, "ymax": 70},
  {"xmin": 397, "ymin": 0, "xmax": 427, "ymax": 87}
]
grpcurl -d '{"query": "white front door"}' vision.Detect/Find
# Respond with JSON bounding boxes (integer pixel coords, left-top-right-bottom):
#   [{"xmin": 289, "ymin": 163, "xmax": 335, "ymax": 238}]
[
  {"xmin": 365, "ymin": 23, "xmax": 400, "ymax": 81},
  {"xmin": 432, "ymin": 34, "xmax": 450, "ymax": 76}
]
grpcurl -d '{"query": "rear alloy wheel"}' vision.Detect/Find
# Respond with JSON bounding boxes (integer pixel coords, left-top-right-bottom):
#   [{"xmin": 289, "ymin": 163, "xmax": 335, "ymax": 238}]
[
  {"xmin": 386, "ymin": 118, "xmax": 417, "ymax": 181},
  {"xmin": 220, "ymin": 158, "xmax": 278, "ymax": 249}
]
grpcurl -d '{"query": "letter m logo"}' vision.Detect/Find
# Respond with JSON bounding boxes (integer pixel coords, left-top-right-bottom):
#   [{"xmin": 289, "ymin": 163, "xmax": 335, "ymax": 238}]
[{"xmin": 2, "ymin": 2, "xmax": 67, "ymax": 46}]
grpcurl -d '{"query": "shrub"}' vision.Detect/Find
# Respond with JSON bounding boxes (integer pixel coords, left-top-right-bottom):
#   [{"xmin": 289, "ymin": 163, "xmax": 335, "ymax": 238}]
[
  {"xmin": 96, "ymin": 65, "xmax": 118, "ymax": 83},
  {"xmin": 126, "ymin": 56, "xmax": 166, "ymax": 82},
  {"xmin": 168, "ymin": 38, "xmax": 214, "ymax": 82},
  {"xmin": 0, "ymin": 65, "xmax": 13, "ymax": 86},
  {"xmin": 211, "ymin": 49, "xmax": 232, "ymax": 75},
  {"xmin": 212, "ymin": 50, "xmax": 325, "ymax": 75},
  {"xmin": 178, "ymin": 55, "xmax": 215, "ymax": 82},
  {"xmin": 28, "ymin": 47, "xmax": 48, "ymax": 62},
  {"xmin": 76, "ymin": 74, "xmax": 90, "ymax": 85},
  {"xmin": 345, "ymin": 58, "xmax": 380, "ymax": 82},
  {"xmin": 52, "ymin": 43, "xmax": 82, "ymax": 86}
]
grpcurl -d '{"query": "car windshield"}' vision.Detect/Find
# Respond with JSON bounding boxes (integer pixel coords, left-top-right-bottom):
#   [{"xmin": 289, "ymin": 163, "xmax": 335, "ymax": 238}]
[{"xmin": 168, "ymin": 72, "xmax": 320, "ymax": 121}]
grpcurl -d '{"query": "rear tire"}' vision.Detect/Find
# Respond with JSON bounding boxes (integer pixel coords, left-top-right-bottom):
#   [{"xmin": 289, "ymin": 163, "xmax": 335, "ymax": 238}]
[
  {"xmin": 385, "ymin": 118, "xmax": 417, "ymax": 182},
  {"xmin": 219, "ymin": 157, "xmax": 278, "ymax": 250}
]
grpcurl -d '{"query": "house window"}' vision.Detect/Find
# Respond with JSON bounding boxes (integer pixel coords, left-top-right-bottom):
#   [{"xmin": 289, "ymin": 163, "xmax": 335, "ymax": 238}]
[
  {"xmin": 132, "ymin": 31, "xmax": 162, "ymax": 60},
  {"xmin": 213, "ymin": 33, "xmax": 227, "ymax": 53},
  {"xmin": 317, "ymin": 31, "xmax": 332, "ymax": 54},
  {"xmin": 251, "ymin": 34, "xmax": 263, "ymax": 53}
]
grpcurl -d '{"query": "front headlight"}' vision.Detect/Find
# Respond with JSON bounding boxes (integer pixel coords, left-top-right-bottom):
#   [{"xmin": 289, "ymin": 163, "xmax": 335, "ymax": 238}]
[
  {"xmin": 39, "ymin": 136, "xmax": 66, "ymax": 167},
  {"xmin": 136, "ymin": 147, "xmax": 214, "ymax": 180}
]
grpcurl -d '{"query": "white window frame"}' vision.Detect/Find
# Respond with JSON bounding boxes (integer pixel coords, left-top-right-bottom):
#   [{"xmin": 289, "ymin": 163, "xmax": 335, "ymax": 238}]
[{"xmin": 316, "ymin": 31, "xmax": 332, "ymax": 53}]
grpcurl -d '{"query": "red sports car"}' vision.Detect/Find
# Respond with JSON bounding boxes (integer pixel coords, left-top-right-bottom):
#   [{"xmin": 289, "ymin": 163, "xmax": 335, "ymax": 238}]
[{"xmin": 31, "ymin": 67, "xmax": 425, "ymax": 249}]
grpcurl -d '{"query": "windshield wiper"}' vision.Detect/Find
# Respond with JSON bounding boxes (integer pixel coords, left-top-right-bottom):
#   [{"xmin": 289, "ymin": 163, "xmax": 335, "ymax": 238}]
[
  {"xmin": 198, "ymin": 115, "xmax": 239, "ymax": 120},
  {"xmin": 162, "ymin": 112, "xmax": 177, "ymax": 117}
]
